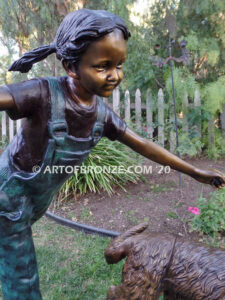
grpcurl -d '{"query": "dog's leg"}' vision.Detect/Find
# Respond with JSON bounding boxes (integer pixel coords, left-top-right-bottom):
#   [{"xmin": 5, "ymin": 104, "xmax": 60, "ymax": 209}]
[{"xmin": 105, "ymin": 284, "xmax": 128, "ymax": 300}]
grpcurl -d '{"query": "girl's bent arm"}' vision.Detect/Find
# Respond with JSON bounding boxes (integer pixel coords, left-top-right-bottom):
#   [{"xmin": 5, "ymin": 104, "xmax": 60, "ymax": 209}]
[
  {"xmin": 0, "ymin": 85, "xmax": 16, "ymax": 110},
  {"xmin": 119, "ymin": 127, "xmax": 225, "ymax": 188}
]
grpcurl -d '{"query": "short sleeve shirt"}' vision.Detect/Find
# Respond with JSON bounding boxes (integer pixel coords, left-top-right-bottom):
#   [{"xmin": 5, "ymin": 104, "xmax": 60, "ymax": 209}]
[{"xmin": 6, "ymin": 76, "xmax": 127, "ymax": 172}]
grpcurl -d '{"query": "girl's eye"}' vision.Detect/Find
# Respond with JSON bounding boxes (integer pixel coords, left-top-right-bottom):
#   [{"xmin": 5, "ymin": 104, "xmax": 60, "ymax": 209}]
[{"xmin": 94, "ymin": 65, "xmax": 107, "ymax": 71}]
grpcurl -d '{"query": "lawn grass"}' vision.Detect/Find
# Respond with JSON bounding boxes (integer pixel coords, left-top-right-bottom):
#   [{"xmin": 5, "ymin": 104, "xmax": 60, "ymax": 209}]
[
  {"xmin": 0, "ymin": 217, "xmax": 123, "ymax": 300},
  {"xmin": 0, "ymin": 217, "xmax": 164, "ymax": 299},
  {"xmin": 34, "ymin": 217, "xmax": 124, "ymax": 300}
]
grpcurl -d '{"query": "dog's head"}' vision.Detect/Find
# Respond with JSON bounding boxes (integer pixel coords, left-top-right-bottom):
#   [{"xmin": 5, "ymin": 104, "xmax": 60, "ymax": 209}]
[{"xmin": 105, "ymin": 222, "xmax": 149, "ymax": 264}]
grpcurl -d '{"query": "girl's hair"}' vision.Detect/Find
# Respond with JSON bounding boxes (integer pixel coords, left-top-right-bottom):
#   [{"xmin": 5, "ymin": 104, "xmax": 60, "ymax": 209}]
[{"xmin": 9, "ymin": 9, "xmax": 130, "ymax": 73}]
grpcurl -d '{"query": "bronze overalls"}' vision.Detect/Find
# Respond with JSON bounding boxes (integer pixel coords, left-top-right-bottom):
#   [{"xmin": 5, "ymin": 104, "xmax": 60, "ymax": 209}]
[{"xmin": 0, "ymin": 77, "xmax": 105, "ymax": 299}]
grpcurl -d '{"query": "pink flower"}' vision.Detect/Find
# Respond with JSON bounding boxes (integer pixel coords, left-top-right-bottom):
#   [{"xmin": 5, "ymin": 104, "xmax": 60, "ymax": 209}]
[
  {"xmin": 188, "ymin": 207, "xmax": 200, "ymax": 215},
  {"xmin": 142, "ymin": 127, "xmax": 148, "ymax": 132}
]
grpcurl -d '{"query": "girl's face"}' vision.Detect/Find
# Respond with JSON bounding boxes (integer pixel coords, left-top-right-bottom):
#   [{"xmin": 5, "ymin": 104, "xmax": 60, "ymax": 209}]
[{"xmin": 76, "ymin": 29, "xmax": 127, "ymax": 98}]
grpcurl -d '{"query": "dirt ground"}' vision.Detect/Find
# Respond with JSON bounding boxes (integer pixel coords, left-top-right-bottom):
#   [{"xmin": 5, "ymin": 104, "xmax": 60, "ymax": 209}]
[{"xmin": 49, "ymin": 157, "xmax": 225, "ymax": 243}]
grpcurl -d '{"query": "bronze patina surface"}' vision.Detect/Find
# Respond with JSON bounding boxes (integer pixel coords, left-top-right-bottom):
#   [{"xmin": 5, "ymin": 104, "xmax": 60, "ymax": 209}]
[
  {"xmin": 105, "ymin": 223, "xmax": 225, "ymax": 300},
  {"xmin": 0, "ymin": 7, "xmax": 224, "ymax": 300}
]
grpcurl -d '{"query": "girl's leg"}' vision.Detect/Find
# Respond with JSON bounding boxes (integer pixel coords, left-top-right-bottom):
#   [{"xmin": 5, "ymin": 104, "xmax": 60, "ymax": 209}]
[{"xmin": 0, "ymin": 216, "xmax": 42, "ymax": 300}]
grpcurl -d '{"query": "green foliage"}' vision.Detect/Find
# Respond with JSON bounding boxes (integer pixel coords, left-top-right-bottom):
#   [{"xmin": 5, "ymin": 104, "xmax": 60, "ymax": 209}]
[
  {"xmin": 0, "ymin": 0, "xmax": 224, "ymax": 158},
  {"xmin": 0, "ymin": 0, "xmax": 78, "ymax": 81},
  {"xmin": 190, "ymin": 189, "xmax": 225, "ymax": 237},
  {"xmin": 202, "ymin": 76, "xmax": 225, "ymax": 114},
  {"xmin": 58, "ymin": 138, "xmax": 142, "ymax": 199},
  {"xmin": 206, "ymin": 130, "xmax": 225, "ymax": 160},
  {"xmin": 165, "ymin": 67, "xmax": 199, "ymax": 110},
  {"xmin": 177, "ymin": 130, "xmax": 203, "ymax": 157}
]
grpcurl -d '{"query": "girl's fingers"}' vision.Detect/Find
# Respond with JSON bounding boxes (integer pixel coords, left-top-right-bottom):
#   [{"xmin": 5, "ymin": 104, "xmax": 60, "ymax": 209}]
[{"xmin": 210, "ymin": 176, "xmax": 225, "ymax": 188}]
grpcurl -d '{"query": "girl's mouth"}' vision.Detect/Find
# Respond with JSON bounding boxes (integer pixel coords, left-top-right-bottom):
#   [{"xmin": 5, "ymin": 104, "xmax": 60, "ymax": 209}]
[{"xmin": 104, "ymin": 84, "xmax": 117, "ymax": 90}]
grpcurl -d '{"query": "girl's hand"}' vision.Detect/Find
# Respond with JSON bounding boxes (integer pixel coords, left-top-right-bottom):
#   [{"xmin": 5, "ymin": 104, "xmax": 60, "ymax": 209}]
[{"xmin": 192, "ymin": 168, "xmax": 225, "ymax": 189}]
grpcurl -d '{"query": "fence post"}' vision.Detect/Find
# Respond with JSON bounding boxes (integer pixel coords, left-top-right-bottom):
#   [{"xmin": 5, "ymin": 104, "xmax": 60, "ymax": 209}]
[
  {"xmin": 194, "ymin": 90, "xmax": 201, "ymax": 139},
  {"xmin": 1, "ymin": 112, "xmax": 7, "ymax": 142},
  {"xmin": 113, "ymin": 86, "xmax": 120, "ymax": 116},
  {"xmin": 16, "ymin": 119, "xmax": 22, "ymax": 133},
  {"xmin": 9, "ymin": 118, "xmax": 14, "ymax": 142},
  {"xmin": 146, "ymin": 89, "xmax": 153, "ymax": 139},
  {"xmin": 135, "ymin": 89, "xmax": 142, "ymax": 131},
  {"xmin": 102, "ymin": 97, "xmax": 108, "ymax": 105},
  {"xmin": 221, "ymin": 104, "xmax": 225, "ymax": 138},
  {"xmin": 158, "ymin": 88, "xmax": 164, "ymax": 147},
  {"xmin": 124, "ymin": 90, "xmax": 130, "ymax": 123}
]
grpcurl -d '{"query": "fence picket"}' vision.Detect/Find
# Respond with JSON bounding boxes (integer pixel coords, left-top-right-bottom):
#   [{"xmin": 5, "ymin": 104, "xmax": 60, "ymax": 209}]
[
  {"xmin": 146, "ymin": 89, "xmax": 153, "ymax": 139},
  {"xmin": 1, "ymin": 111, "xmax": 7, "ymax": 140},
  {"xmin": 135, "ymin": 89, "xmax": 141, "ymax": 131},
  {"xmin": 102, "ymin": 97, "xmax": 108, "ymax": 105},
  {"xmin": 113, "ymin": 86, "xmax": 120, "ymax": 116},
  {"xmin": 9, "ymin": 118, "xmax": 14, "ymax": 142},
  {"xmin": 124, "ymin": 90, "xmax": 130, "ymax": 123},
  {"xmin": 158, "ymin": 89, "xmax": 164, "ymax": 147},
  {"xmin": 16, "ymin": 119, "xmax": 22, "ymax": 133}
]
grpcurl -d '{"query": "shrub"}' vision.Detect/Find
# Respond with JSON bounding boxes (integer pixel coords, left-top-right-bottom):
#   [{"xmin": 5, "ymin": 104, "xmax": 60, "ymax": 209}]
[{"xmin": 190, "ymin": 189, "xmax": 225, "ymax": 238}]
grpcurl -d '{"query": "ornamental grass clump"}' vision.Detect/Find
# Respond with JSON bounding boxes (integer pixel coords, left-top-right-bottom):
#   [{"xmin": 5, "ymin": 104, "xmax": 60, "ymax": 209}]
[{"xmin": 58, "ymin": 138, "xmax": 143, "ymax": 200}]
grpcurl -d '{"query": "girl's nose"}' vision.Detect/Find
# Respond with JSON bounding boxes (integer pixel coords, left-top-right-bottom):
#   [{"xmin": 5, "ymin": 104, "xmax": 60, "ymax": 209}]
[{"xmin": 107, "ymin": 69, "xmax": 120, "ymax": 82}]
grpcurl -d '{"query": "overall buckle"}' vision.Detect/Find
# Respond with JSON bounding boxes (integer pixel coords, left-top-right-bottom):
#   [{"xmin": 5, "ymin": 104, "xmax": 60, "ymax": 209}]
[{"xmin": 48, "ymin": 120, "xmax": 68, "ymax": 145}]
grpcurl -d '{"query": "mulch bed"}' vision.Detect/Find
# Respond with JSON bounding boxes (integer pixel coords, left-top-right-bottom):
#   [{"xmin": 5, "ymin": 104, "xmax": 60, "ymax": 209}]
[{"xmin": 49, "ymin": 157, "xmax": 225, "ymax": 245}]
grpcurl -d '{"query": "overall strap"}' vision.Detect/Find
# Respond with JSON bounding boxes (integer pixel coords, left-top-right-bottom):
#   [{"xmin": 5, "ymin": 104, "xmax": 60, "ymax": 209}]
[
  {"xmin": 47, "ymin": 77, "xmax": 68, "ymax": 145},
  {"xmin": 92, "ymin": 97, "xmax": 106, "ymax": 145}
]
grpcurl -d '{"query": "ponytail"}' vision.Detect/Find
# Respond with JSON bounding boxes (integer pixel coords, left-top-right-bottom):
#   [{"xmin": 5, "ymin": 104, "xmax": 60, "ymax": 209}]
[
  {"xmin": 8, "ymin": 9, "xmax": 130, "ymax": 73},
  {"xmin": 8, "ymin": 43, "xmax": 56, "ymax": 73}
]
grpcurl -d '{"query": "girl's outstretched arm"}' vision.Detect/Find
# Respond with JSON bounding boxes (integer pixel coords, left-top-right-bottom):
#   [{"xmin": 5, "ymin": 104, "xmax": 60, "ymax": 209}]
[
  {"xmin": 119, "ymin": 127, "xmax": 225, "ymax": 188},
  {"xmin": 0, "ymin": 86, "xmax": 15, "ymax": 110}
]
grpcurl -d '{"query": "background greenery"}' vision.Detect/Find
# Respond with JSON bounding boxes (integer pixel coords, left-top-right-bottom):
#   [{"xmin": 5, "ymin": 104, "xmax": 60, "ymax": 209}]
[
  {"xmin": 190, "ymin": 188, "xmax": 225, "ymax": 247},
  {"xmin": 0, "ymin": 0, "xmax": 224, "ymax": 158}
]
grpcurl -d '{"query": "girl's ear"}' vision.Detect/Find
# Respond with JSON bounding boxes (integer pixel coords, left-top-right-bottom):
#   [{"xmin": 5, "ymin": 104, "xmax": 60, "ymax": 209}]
[{"xmin": 62, "ymin": 60, "xmax": 79, "ymax": 79}]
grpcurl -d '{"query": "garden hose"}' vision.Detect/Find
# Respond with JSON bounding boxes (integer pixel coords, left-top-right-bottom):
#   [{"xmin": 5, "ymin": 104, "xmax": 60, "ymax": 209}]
[{"xmin": 45, "ymin": 211, "xmax": 120, "ymax": 238}]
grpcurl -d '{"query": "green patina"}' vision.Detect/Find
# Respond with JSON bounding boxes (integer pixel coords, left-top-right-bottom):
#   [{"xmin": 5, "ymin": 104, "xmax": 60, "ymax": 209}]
[{"xmin": 0, "ymin": 77, "xmax": 106, "ymax": 299}]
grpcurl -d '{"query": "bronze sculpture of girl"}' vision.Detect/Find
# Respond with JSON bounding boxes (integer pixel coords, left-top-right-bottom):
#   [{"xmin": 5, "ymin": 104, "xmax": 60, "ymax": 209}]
[{"xmin": 0, "ymin": 8, "xmax": 224, "ymax": 299}]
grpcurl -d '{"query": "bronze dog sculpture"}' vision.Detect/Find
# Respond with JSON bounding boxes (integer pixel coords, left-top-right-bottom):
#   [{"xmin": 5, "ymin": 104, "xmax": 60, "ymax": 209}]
[{"xmin": 105, "ymin": 223, "xmax": 225, "ymax": 300}]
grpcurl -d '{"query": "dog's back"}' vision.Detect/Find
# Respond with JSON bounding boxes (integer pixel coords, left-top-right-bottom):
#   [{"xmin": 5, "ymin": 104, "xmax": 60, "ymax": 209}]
[
  {"xmin": 105, "ymin": 223, "xmax": 225, "ymax": 300},
  {"xmin": 164, "ymin": 239, "xmax": 225, "ymax": 300}
]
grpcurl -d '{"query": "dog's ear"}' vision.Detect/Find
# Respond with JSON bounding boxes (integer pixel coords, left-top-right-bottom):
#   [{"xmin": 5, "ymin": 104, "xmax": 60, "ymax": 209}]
[{"xmin": 105, "ymin": 223, "xmax": 149, "ymax": 264}]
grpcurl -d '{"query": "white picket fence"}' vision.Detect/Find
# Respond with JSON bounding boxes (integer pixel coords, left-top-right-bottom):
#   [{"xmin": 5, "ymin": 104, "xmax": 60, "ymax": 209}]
[
  {"xmin": 1, "ymin": 87, "xmax": 225, "ymax": 152},
  {"xmin": 1, "ymin": 112, "xmax": 22, "ymax": 143},
  {"xmin": 104, "ymin": 87, "xmax": 204, "ymax": 152}
]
